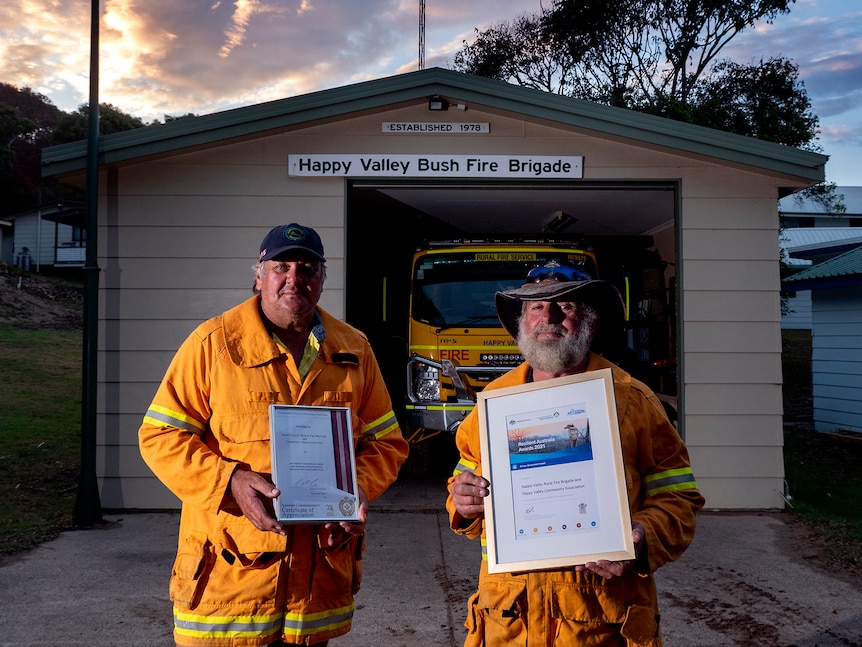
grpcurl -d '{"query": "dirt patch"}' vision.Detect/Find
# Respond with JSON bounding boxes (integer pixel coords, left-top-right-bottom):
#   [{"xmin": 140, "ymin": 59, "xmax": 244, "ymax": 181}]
[{"xmin": 0, "ymin": 262, "xmax": 83, "ymax": 329}]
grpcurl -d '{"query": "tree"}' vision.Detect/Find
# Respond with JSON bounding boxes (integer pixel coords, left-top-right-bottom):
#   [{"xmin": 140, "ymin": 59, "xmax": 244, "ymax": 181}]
[
  {"xmin": 641, "ymin": 56, "xmax": 818, "ymax": 149},
  {"xmin": 0, "ymin": 84, "xmax": 63, "ymax": 133},
  {"xmin": 454, "ymin": 14, "xmax": 576, "ymax": 95},
  {"xmin": 0, "ymin": 86, "xmax": 61, "ymax": 215},
  {"xmin": 539, "ymin": 0, "xmax": 795, "ymax": 105},
  {"xmin": 456, "ymin": 2, "xmax": 800, "ymax": 113},
  {"xmin": 163, "ymin": 113, "xmax": 198, "ymax": 123},
  {"xmin": 0, "ymin": 87, "xmax": 151, "ymax": 217},
  {"xmin": 53, "ymin": 103, "xmax": 146, "ymax": 145},
  {"xmin": 0, "ymin": 103, "xmax": 39, "ymax": 210},
  {"xmin": 454, "ymin": 1, "xmax": 807, "ymax": 139},
  {"xmin": 453, "ymin": 0, "xmax": 840, "ymax": 209}
]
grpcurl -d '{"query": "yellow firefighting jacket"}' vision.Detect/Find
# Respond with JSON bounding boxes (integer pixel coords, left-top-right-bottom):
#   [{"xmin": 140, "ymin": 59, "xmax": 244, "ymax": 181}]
[
  {"xmin": 139, "ymin": 296, "xmax": 408, "ymax": 644},
  {"xmin": 446, "ymin": 354, "xmax": 704, "ymax": 647}
]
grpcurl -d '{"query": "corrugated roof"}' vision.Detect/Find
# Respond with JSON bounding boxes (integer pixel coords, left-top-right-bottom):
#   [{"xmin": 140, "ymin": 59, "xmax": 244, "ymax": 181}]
[
  {"xmin": 783, "ymin": 245, "xmax": 862, "ymax": 285},
  {"xmin": 42, "ymin": 67, "xmax": 827, "ymax": 183},
  {"xmin": 781, "ymin": 227, "xmax": 862, "ymax": 251},
  {"xmin": 779, "ymin": 186, "xmax": 862, "ymax": 216}
]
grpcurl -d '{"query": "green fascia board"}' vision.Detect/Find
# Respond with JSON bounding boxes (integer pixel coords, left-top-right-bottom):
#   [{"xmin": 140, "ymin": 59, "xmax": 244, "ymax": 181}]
[{"xmin": 42, "ymin": 67, "xmax": 827, "ymax": 182}]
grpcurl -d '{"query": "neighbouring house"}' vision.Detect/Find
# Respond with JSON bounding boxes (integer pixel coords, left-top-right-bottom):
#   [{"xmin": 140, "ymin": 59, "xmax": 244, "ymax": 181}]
[
  {"xmin": 780, "ymin": 186, "xmax": 862, "ymax": 229},
  {"xmin": 783, "ymin": 243, "xmax": 862, "ymax": 435},
  {"xmin": 780, "ymin": 227, "xmax": 862, "ymax": 330},
  {"xmin": 779, "ymin": 186, "xmax": 862, "ymax": 330},
  {"xmin": 1, "ymin": 201, "xmax": 87, "ymax": 271}
]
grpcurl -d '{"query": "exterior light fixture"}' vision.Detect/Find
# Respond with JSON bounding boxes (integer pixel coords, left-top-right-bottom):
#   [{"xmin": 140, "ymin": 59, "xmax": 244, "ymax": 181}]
[
  {"xmin": 543, "ymin": 210, "xmax": 578, "ymax": 233},
  {"xmin": 428, "ymin": 96, "xmax": 449, "ymax": 111}
]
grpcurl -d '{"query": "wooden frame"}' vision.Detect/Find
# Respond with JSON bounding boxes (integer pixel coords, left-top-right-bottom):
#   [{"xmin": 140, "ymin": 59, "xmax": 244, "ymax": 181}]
[{"xmin": 477, "ymin": 368, "xmax": 634, "ymax": 573}]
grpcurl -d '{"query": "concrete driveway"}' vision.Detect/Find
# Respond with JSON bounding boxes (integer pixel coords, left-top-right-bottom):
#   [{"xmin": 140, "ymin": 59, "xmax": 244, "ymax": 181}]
[{"xmin": 1, "ymin": 474, "xmax": 860, "ymax": 646}]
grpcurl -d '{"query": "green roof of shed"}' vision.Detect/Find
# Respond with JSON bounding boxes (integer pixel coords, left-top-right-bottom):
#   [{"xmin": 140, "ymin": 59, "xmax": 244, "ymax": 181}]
[
  {"xmin": 784, "ymin": 245, "xmax": 862, "ymax": 285},
  {"xmin": 42, "ymin": 67, "xmax": 827, "ymax": 183}
]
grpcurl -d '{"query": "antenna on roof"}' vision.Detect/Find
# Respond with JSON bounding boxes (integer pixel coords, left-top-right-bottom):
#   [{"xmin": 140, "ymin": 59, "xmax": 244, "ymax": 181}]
[{"xmin": 419, "ymin": 0, "xmax": 425, "ymax": 70}]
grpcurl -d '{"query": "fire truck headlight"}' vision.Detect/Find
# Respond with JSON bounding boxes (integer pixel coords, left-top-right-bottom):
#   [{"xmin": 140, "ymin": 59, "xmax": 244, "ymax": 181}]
[
  {"xmin": 413, "ymin": 365, "xmax": 440, "ymax": 402},
  {"xmin": 416, "ymin": 378, "xmax": 440, "ymax": 401}
]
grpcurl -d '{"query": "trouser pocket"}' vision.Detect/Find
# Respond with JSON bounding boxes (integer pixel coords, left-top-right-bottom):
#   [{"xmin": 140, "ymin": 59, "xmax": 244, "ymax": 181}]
[
  {"xmin": 550, "ymin": 580, "xmax": 659, "ymax": 647},
  {"xmin": 464, "ymin": 580, "xmax": 527, "ymax": 647}
]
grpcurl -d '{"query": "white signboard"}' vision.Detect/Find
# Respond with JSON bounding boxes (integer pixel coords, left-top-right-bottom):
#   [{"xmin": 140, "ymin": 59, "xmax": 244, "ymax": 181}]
[
  {"xmin": 381, "ymin": 122, "xmax": 490, "ymax": 134},
  {"xmin": 288, "ymin": 154, "xmax": 583, "ymax": 179}
]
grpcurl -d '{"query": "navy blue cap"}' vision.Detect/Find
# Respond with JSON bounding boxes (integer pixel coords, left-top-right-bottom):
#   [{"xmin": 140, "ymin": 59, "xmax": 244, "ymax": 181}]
[{"xmin": 259, "ymin": 224, "xmax": 326, "ymax": 263}]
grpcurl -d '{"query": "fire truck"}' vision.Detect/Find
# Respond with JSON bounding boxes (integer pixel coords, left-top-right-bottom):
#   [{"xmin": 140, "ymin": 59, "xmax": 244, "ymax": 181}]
[{"xmin": 399, "ymin": 236, "xmax": 676, "ymax": 450}]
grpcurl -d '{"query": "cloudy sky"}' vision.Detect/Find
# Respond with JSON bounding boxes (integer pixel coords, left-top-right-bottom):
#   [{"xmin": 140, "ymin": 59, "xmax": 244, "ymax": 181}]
[{"xmin": 2, "ymin": 0, "xmax": 859, "ymax": 185}]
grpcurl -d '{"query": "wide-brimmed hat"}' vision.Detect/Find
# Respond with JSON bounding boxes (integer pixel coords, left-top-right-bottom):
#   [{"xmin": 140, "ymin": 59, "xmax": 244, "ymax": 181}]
[{"xmin": 495, "ymin": 261, "xmax": 625, "ymax": 340}]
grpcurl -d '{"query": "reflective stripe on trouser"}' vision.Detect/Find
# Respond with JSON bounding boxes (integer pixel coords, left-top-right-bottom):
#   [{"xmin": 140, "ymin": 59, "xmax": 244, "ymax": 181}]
[
  {"xmin": 170, "ymin": 530, "xmax": 358, "ymax": 646},
  {"xmin": 174, "ymin": 605, "xmax": 353, "ymax": 645}
]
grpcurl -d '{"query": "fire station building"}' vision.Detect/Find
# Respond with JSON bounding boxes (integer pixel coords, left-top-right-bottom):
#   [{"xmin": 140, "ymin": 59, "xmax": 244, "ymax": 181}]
[{"xmin": 42, "ymin": 67, "xmax": 827, "ymax": 510}]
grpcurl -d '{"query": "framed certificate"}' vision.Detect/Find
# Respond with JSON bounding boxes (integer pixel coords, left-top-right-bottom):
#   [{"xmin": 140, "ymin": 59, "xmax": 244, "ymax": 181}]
[
  {"xmin": 269, "ymin": 404, "xmax": 360, "ymax": 524},
  {"xmin": 477, "ymin": 368, "xmax": 634, "ymax": 573}
]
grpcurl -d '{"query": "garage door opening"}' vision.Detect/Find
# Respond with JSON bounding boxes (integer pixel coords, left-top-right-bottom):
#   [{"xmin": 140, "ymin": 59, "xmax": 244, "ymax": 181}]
[{"xmin": 344, "ymin": 180, "xmax": 679, "ymax": 438}]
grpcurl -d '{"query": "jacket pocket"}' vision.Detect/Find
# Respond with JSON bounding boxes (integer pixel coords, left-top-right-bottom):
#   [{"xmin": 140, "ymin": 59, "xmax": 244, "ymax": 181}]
[
  {"xmin": 315, "ymin": 533, "xmax": 363, "ymax": 603},
  {"xmin": 550, "ymin": 581, "xmax": 659, "ymax": 647},
  {"xmin": 549, "ymin": 579, "xmax": 626, "ymax": 623},
  {"xmin": 621, "ymin": 605, "xmax": 660, "ymax": 647},
  {"xmin": 323, "ymin": 390, "xmax": 353, "ymax": 406},
  {"xmin": 466, "ymin": 580, "xmax": 527, "ymax": 647},
  {"xmin": 169, "ymin": 532, "xmax": 213, "ymax": 608}
]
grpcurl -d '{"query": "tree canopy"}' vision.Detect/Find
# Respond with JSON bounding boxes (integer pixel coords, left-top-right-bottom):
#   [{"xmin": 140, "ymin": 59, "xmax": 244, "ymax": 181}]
[
  {"xmin": 453, "ymin": 0, "xmax": 839, "ymax": 210},
  {"xmin": 0, "ymin": 84, "xmax": 155, "ymax": 217},
  {"xmin": 454, "ymin": 0, "xmax": 816, "ymax": 147}
]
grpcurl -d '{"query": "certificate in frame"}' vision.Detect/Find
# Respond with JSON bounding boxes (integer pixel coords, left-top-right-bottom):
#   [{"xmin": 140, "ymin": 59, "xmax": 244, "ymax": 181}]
[
  {"xmin": 269, "ymin": 404, "xmax": 359, "ymax": 524},
  {"xmin": 477, "ymin": 368, "xmax": 634, "ymax": 573}
]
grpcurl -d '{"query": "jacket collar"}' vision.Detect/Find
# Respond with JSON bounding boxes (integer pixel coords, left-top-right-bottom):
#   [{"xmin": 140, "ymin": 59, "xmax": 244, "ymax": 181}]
[{"xmin": 222, "ymin": 296, "xmax": 363, "ymax": 368}]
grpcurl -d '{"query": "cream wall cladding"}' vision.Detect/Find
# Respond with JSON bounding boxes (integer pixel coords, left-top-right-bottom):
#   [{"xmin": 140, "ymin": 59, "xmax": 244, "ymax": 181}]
[{"xmin": 42, "ymin": 68, "xmax": 825, "ymax": 510}]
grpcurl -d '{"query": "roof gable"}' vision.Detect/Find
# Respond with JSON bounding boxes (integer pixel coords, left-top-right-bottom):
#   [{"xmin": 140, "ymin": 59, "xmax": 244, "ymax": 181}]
[{"xmin": 42, "ymin": 67, "xmax": 826, "ymax": 183}]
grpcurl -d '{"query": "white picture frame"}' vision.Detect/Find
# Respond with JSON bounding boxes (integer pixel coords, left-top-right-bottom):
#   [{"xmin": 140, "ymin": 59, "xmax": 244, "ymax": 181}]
[{"xmin": 477, "ymin": 368, "xmax": 634, "ymax": 573}]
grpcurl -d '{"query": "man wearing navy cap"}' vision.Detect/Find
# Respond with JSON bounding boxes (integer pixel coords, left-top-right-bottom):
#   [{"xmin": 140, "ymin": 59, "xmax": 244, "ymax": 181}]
[{"xmin": 140, "ymin": 223, "xmax": 408, "ymax": 646}]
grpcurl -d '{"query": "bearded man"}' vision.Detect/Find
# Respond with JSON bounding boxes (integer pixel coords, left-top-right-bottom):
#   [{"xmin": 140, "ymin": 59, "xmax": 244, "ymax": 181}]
[{"xmin": 446, "ymin": 261, "xmax": 704, "ymax": 647}]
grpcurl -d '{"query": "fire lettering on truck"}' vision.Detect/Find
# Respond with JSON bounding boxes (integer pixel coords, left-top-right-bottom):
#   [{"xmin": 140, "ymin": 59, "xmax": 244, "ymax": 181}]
[
  {"xmin": 475, "ymin": 253, "xmax": 537, "ymax": 262},
  {"xmin": 440, "ymin": 349, "xmax": 469, "ymax": 361}
]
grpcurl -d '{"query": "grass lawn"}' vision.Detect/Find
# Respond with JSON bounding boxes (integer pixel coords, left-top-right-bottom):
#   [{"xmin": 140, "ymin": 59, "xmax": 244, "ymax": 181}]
[
  {"xmin": 781, "ymin": 329, "xmax": 862, "ymax": 571},
  {"xmin": 0, "ymin": 325, "xmax": 81, "ymax": 555}
]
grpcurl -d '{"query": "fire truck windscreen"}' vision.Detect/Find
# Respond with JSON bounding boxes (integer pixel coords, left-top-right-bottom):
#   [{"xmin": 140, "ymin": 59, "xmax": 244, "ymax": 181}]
[{"xmin": 411, "ymin": 250, "xmax": 598, "ymax": 328}]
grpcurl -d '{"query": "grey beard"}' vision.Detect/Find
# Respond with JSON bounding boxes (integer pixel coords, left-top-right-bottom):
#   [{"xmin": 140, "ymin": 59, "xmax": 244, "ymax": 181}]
[{"xmin": 517, "ymin": 306, "xmax": 597, "ymax": 375}]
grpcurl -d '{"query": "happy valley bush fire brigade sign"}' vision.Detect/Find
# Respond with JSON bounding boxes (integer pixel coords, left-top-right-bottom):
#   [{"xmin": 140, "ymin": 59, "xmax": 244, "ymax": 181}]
[{"xmin": 288, "ymin": 154, "xmax": 584, "ymax": 178}]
